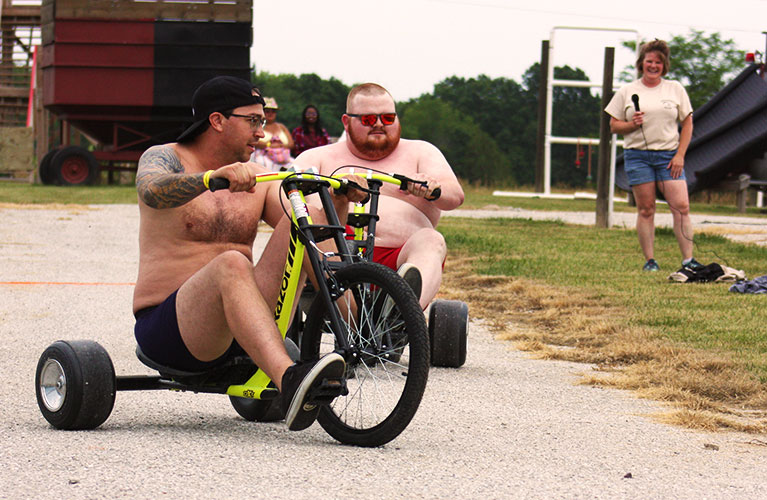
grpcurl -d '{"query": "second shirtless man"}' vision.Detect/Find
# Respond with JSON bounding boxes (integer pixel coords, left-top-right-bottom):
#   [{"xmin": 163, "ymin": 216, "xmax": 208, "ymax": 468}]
[{"xmin": 293, "ymin": 83, "xmax": 464, "ymax": 309}]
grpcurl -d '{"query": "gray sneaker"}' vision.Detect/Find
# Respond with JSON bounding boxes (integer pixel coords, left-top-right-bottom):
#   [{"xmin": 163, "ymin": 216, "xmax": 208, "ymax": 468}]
[
  {"xmin": 642, "ymin": 259, "xmax": 660, "ymax": 272},
  {"xmin": 376, "ymin": 264, "xmax": 422, "ymax": 363},
  {"xmin": 379, "ymin": 263, "xmax": 422, "ymax": 320},
  {"xmin": 280, "ymin": 353, "xmax": 345, "ymax": 431},
  {"xmin": 397, "ymin": 263, "xmax": 422, "ymax": 302}
]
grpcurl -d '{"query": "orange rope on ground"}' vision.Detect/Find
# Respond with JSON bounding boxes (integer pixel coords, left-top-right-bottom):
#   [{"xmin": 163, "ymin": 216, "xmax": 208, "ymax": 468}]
[{"xmin": 0, "ymin": 281, "xmax": 136, "ymax": 286}]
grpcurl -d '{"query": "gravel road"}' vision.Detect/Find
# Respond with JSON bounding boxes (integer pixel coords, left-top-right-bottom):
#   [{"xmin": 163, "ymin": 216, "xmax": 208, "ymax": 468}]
[{"xmin": 1, "ymin": 204, "xmax": 766, "ymax": 500}]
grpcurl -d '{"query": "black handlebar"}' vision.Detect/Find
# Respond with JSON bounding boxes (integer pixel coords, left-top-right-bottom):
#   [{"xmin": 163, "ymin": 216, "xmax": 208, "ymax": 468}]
[
  {"xmin": 208, "ymin": 174, "xmax": 440, "ymax": 201},
  {"xmin": 391, "ymin": 174, "xmax": 441, "ymax": 201},
  {"xmin": 208, "ymin": 178, "xmax": 230, "ymax": 192},
  {"xmin": 427, "ymin": 187, "xmax": 441, "ymax": 201}
]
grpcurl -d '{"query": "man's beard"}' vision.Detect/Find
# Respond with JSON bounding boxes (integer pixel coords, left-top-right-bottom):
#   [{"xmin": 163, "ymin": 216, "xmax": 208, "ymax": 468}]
[{"xmin": 348, "ymin": 124, "xmax": 401, "ymax": 160}]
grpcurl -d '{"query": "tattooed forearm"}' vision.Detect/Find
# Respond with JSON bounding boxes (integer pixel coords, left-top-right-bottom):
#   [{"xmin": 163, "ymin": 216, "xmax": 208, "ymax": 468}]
[
  {"xmin": 136, "ymin": 145, "xmax": 207, "ymax": 209},
  {"xmin": 139, "ymin": 174, "xmax": 206, "ymax": 209}
]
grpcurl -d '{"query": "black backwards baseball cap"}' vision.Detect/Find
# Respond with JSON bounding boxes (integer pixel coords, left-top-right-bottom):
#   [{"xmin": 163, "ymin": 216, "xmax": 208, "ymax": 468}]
[{"xmin": 176, "ymin": 76, "xmax": 266, "ymax": 143}]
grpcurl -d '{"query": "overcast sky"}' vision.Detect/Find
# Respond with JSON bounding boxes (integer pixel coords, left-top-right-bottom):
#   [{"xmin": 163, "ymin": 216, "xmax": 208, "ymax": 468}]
[{"xmin": 251, "ymin": 0, "xmax": 767, "ymax": 101}]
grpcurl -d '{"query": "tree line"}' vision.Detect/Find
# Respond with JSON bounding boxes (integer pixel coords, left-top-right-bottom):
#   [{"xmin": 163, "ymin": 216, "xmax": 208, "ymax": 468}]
[{"xmin": 253, "ymin": 30, "xmax": 745, "ymax": 187}]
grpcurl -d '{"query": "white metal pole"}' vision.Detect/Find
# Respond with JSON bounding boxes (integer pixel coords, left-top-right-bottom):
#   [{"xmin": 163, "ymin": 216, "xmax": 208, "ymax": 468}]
[{"xmin": 544, "ymin": 27, "xmax": 639, "ymax": 198}]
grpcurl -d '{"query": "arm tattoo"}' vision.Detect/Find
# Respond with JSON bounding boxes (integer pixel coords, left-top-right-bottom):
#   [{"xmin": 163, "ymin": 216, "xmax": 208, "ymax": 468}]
[{"xmin": 136, "ymin": 145, "xmax": 207, "ymax": 209}]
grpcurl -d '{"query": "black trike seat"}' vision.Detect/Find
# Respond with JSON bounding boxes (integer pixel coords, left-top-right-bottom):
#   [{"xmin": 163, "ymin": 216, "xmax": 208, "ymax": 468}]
[
  {"xmin": 135, "ymin": 345, "xmax": 213, "ymax": 377},
  {"xmin": 134, "ymin": 344, "xmax": 259, "ymax": 387}
]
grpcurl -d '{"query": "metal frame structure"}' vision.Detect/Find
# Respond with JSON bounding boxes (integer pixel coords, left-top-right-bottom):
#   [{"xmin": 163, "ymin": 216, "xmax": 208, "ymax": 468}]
[{"xmin": 543, "ymin": 26, "xmax": 641, "ymax": 197}]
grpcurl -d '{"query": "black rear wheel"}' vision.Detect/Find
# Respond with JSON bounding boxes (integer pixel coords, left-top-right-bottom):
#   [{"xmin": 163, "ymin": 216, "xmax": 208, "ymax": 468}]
[
  {"xmin": 35, "ymin": 340, "xmax": 116, "ymax": 430},
  {"xmin": 429, "ymin": 300, "xmax": 469, "ymax": 368},
  {"xmin": 301, "ymin": 262, "xmax": 429, "ymax": 447}
]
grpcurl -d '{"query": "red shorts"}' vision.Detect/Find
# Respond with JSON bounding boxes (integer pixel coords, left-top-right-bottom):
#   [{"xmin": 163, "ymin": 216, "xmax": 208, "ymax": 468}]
[
  {"xmin": 345, "ymin": 228, "xmax": 445, "ymax": 272},
  {"xmin": 372, "ymin": 246, "xmax": 403, "ymax": 271},
  {"xmin": 345, "ymin": 224, "xmax": 403, "ymax": 271},
  {"xmin": 371, "ymin": 245, "xmax": 446, "ymax": 271}
]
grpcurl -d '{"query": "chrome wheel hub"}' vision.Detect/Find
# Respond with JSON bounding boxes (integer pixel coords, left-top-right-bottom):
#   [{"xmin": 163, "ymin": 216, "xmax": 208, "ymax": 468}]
[{"xmin": 39, "ymin": 359, "xmax": 66, "ymax": 411}]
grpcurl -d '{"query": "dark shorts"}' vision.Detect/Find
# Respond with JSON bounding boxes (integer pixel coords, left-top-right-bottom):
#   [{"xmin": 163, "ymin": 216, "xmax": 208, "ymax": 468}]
[
  {"xmin": 624, "ymin": 149, "xmax": 685, "ymax": 186},
  {"xmin": 134, "ymin": 290, "xmax": 236, "ymax": 372}
]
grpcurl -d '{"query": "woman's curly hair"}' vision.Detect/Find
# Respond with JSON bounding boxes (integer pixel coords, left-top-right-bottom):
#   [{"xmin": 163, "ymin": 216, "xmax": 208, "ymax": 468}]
[{"xmin": 636, "ymin": 39, "xmax": 670, "ymax": 76}]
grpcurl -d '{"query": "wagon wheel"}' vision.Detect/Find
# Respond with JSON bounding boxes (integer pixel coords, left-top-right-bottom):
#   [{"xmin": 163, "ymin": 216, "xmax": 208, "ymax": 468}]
[
  {"xmin": 52, "ymin": 146, "xmax": 99, "ymax": 186},
  {"xmin": 38, "ymin": 149, "xmax": 60, "ymax": 185}
]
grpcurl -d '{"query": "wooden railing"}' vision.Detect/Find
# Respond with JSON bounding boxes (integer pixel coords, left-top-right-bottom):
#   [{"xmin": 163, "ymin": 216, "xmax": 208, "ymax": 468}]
[
  {"xmin": 1, "ymin": 0, "xmax": 41, "ymax": 126},
  {"xmin": 41, "ymin": 0, "xmax": 252, "ymax": 23}
]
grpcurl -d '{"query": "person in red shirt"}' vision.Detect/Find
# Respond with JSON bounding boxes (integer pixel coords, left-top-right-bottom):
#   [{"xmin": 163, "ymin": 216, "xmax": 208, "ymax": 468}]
[{"xmin": 291, "ymin": 104, "xmax": 330, "ymax": 157}]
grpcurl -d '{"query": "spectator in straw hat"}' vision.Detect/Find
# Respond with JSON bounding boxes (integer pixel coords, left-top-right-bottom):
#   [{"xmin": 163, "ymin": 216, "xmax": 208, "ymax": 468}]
[{"xmin": 251, "ymin": 97, "xmax": 295, "ymax": 170}]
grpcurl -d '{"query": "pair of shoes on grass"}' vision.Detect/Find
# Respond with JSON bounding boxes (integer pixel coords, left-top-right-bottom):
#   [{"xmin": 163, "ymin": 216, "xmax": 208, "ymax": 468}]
[{"xmin": 642, "ymin": 257, "xmax": 704, "ymax": 273}]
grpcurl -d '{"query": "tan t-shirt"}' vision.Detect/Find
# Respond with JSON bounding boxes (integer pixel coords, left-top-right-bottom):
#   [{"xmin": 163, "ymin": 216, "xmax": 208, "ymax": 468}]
[{"xmin": 605, "ymin": 79, "xmax": 693, "ymax": 150}]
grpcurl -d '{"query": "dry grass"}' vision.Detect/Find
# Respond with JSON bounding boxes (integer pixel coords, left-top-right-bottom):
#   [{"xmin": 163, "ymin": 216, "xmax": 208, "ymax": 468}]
[
  {"xmin": 698, "ymin": 226, "xmax": 767, "ymax": 237},
  {"xmin": 0, "ymin": 202, "xmax": 96, "ymax": 211},
  {"xmin": 439, "ymin": 253, "xmax": 767, "ymax": 433}
]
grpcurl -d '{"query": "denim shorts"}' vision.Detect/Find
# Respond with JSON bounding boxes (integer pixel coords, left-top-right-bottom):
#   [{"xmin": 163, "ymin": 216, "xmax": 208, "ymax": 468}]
[{"xmin": 624, "ymin": 149, "xmax": 685, "ymax": 186}]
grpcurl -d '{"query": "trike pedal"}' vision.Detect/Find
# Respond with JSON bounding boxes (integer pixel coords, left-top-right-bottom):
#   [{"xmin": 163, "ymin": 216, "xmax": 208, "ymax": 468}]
[{"xmin": 309, "ymin": 378, "xmax": 348, "ymax": 403}]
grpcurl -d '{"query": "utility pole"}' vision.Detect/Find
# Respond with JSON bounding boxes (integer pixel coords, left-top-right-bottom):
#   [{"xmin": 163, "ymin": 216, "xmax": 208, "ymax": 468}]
[
  {"xmin": 534, "ymin": 40, "xmax": 548, "ymax": 193},
  {"xmin": 596, "ymin": 46, "xmax": 614, "ymax": 228}
]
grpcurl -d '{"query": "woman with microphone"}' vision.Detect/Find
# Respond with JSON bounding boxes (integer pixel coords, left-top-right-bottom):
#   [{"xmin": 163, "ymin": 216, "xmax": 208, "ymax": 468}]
[{"xmin": 605, "ymin": 39, "xmax": 698, "ymax": 273}]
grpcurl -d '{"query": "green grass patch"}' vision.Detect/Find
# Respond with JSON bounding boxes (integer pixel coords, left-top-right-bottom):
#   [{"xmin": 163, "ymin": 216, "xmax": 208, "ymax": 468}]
[{"xmin": 439, "ymin": 217, "xmax": 767, "ymax": 381}]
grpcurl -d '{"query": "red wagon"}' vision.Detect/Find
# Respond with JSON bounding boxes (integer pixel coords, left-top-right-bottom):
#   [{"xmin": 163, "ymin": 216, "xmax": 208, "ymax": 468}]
[{"xmin": 39, "ymin": 0, "xmax": 252, "ymax": 185}]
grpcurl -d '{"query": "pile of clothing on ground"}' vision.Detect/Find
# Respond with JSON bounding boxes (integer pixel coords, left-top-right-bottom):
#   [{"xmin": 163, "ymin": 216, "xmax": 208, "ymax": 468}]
[
  {"xmin": 668, "ymin": 262, "xmax": 767, "ymax": 294},
  {"xmin": 667, "ymin": 262, "xmax": 745, "ymax": 283},
  {"xmin": 729, "ymin": 275, "xmax": 767, "ymax": 294}
]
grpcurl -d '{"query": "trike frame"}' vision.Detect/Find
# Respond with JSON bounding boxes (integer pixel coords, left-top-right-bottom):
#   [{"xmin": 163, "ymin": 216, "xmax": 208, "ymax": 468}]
[
  {"xmin": 35, "ymin": 170, "xmax": 430, "ymax": 447},
  {"xmin": 332, "ymin": 167, "xmax": 469, "ymax": 368}
]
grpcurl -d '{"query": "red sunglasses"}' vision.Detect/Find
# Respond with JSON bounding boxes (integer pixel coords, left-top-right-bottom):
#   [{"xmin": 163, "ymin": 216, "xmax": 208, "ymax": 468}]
[{"xmin": 346, "ymin": 113, "xmax": 397, "ymax": 126}]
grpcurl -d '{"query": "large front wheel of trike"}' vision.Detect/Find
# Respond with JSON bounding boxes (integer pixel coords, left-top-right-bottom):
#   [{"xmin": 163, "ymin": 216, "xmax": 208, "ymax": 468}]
[{"xmin": 301, "ymin": 261, "xmax": 429, "ymax": 447}]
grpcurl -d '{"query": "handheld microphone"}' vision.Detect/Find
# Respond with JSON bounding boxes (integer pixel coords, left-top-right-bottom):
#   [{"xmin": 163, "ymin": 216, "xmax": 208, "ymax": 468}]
[{"xmin": 631, "ymin": 93, "xmax": 648, "ymax": 147}]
